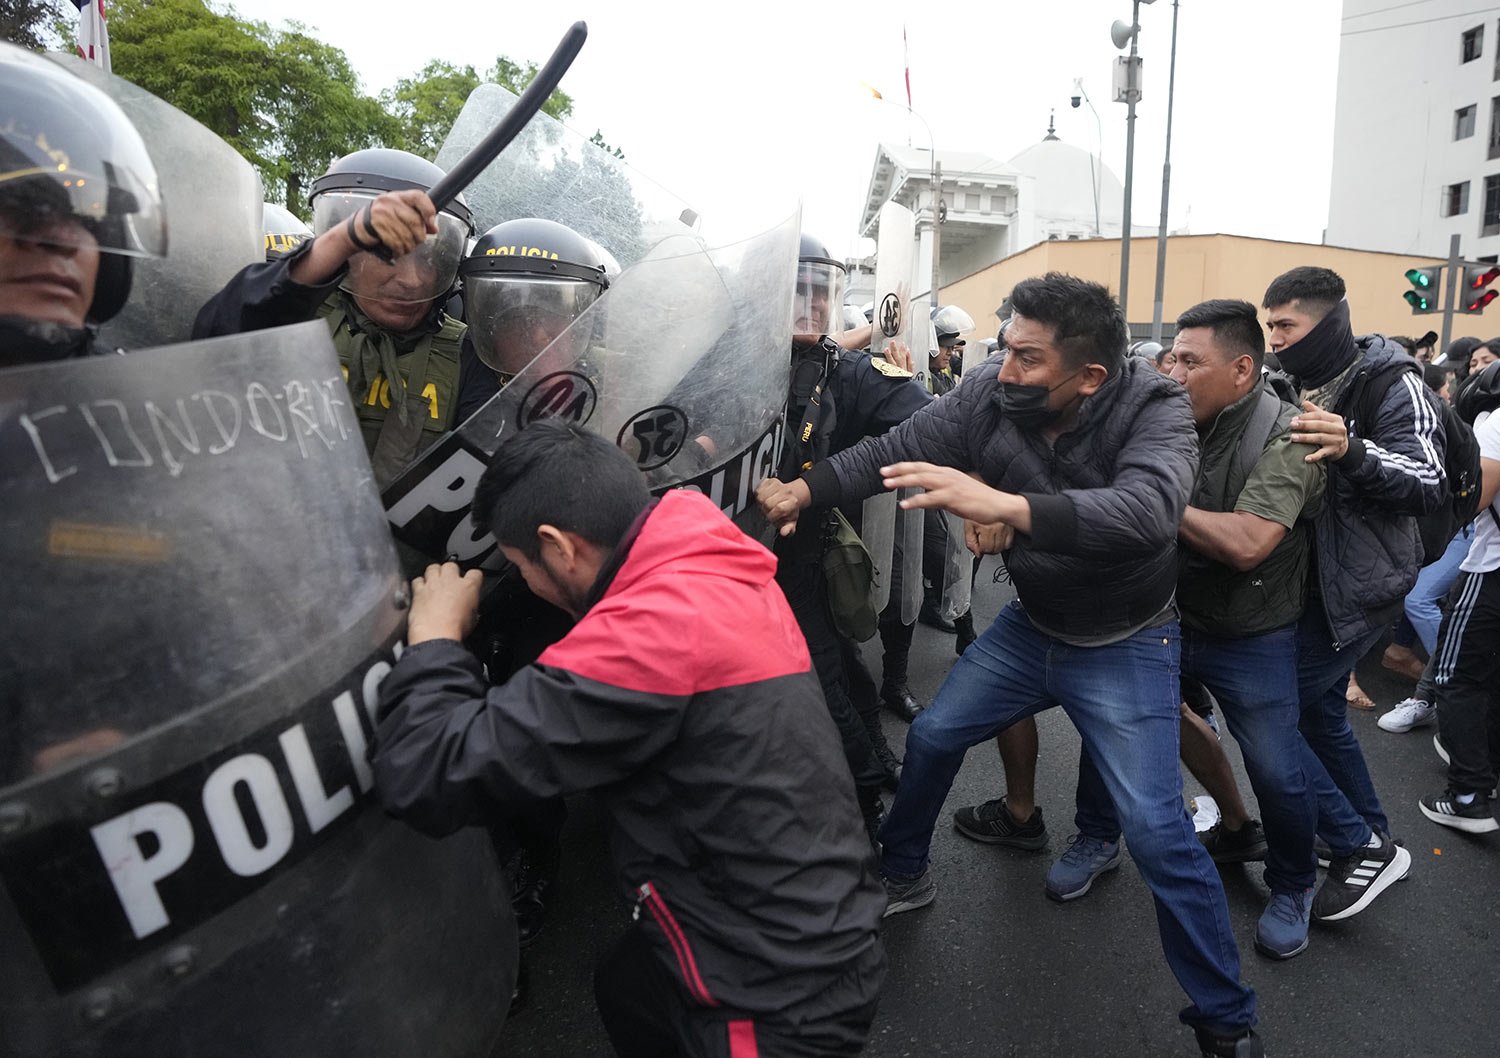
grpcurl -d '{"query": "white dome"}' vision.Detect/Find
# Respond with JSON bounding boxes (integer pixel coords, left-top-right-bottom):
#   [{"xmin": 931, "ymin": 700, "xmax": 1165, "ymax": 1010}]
[{"xmin": 1007, "ymin": 138, "xmax": 1123, "ymax": 229}]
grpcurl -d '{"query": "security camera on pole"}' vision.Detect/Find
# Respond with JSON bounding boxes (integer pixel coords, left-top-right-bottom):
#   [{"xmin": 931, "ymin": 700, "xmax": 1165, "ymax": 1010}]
[{"xmin": 1111, "ymin": 0, "xmax": 1155, "ymax": 336}]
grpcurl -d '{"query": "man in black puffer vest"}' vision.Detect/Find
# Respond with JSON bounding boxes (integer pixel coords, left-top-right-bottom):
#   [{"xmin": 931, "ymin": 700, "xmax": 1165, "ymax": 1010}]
[
  {"xmin": 1263, "ymin": 267, "xmax": 1440, "ymax": 923},
  {"xmin": 758, "ymin": 274, "xmax": 1262, "ymax": 1058}
]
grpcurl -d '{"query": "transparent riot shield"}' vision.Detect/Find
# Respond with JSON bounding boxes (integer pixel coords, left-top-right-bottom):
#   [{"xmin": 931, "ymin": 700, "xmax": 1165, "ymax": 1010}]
[
  {"xmin": 860, "ymin": 201, "xmax": 916, "ymax": 613},
  {"xmin": 382, "ymin": 209, "xmax": 799, "ymax": 570},
  {"xmin": 940, "ymin": 509, "xmax": 975, "ymax": 620},
  {"xmin": 436, "ymin": 83, "xmax": 698, "ymax": 267},
  {"xmin": 0, "ymin": 323, "xmax": 514, "ymax": 1058},
  {"xmin": 44, "ymin": 53, "xmax": 263, "ymax": 351}
]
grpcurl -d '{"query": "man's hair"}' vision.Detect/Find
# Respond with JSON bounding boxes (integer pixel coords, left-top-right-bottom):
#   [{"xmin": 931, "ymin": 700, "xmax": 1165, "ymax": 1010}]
[
  {"xmin": 1390, "ymin": 335, "xmax": 1417, "ymax": 356},
  {"xmin": 1007, "ymin": 272, "xmax": 1125, "ymax": 372},
  {"xmin": 1262, "ymin": 266, "xmax": 1345, "ymax": 320},
  {"xmin": 472, "ymin": 420, "xmax": 650, "ymax": 562},
  {"xmin": 1175, "ymin": 299, "xmax": 1266, "ymax": 371}
]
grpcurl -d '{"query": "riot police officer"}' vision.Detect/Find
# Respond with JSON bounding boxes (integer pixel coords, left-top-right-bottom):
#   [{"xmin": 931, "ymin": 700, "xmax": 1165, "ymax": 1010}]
[
  {"xmin": 455, "ymin": 216, "xmax": 614, "ymax": 421},
  {"xmin": 771, "ymin": 234, "xmax": 931, "ymax": 841},
  {"xmin": 261, "ymin": 201, "xmax": 312, "ymax": 262},
  {"xmin": 193, "ymin": 149, "xmax": 477, "ymax": 486},
  {"xmin": 0, "ymin": 43, "xmax": 166, "ymax": 366}
]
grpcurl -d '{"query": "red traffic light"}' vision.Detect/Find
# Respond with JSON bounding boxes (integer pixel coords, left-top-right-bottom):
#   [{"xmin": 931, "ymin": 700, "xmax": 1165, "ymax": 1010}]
[
  {"xmin": 1467, "ymin": 289, "xmax": 1500, "ymax": 312},
  {"xmin": 1468, "ymin": 266, "xmax": 1500, "ymax": 289}
]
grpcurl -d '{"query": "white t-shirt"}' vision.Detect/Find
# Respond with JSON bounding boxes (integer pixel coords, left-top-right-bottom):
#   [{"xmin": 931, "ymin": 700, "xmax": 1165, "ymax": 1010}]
[{"xmin": 1461, "ymin": 409, "xmax": 1500, "ymax": 574}]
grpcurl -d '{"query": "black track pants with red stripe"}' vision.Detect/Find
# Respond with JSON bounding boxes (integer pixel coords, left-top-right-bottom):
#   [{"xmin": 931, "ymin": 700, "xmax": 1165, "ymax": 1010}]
[{"xmin": 593, "ymin": 927, "xmax": 877, "ymax": 1058}]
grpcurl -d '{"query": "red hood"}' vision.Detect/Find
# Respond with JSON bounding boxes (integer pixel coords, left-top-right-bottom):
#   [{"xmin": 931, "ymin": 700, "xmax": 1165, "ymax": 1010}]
[{"xmin": 538, "ymin": 490, "xmax": 808, "ymax": 695}]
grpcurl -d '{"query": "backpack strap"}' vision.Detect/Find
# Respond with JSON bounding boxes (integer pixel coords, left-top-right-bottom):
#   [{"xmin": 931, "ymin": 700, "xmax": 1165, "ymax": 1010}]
[{"xmin": 1233, "ymin": 388, "xmax": 1284, "ymax": 485}]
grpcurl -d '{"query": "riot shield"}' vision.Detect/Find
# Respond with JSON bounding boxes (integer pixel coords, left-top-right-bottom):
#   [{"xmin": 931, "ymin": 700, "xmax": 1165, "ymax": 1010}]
[
  {"xmin": 436, "ymin": 83, "xmax": 697, "ymax": 267},
  {"xmin": 940, "ymin": 509, "xmax": 975, "ymax": 620},
  {"xmin": 383, "ymin": 212, "xmax": 799, "ymax": 569},
  {"xmin": 0, "ymin": 323, "xmax": 514, "ymax": 1058},
  {"xmin": 861, "ymin": 202, "xmax": 916, "ymax": 612},
  {"xmin": 44, "ymin": 53, "xmax": 263, "ymax": 351}
]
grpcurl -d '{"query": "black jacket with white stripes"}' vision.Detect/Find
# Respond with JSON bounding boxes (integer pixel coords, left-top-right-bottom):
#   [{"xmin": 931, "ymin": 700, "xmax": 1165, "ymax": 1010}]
[{"xmin": 1315, "ymin": 335, "xmax": 1447, "ymax": 646}]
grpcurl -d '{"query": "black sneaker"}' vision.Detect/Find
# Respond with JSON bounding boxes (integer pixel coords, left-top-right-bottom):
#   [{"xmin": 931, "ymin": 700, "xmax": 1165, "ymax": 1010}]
[
  {"xmin": 882, "ymin": 869, "xmax": 937, "ymax": 917},
  {"xmin": 952, "ymin": 797, "xmax": 1048, "ymax": 850},
  {"xmin": 953, "ymin": 611, "xmax": 977, "ymax": 656},
  {"xmin": 1194, "ymin": 1026, "xmax": 1264, "ymax": 1057},
  {"xmin": 1312, "ymin": 832, "xmax": 1411, "ymax": 922},
  {"xmin": 1419, "ymin": 788, "xmax": 1500, "ymax": 834},
  {"xmin": 1198, "ymin": 819, "xmax": 1268, "ymax": 864}
]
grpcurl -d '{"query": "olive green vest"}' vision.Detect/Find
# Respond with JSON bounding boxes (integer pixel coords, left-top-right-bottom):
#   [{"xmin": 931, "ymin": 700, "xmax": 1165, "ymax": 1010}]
[
  {"xmin": 318, "ymin": 296, "xmax": 466, "ymax": 488},
  {"xmin": 1176, "ymin": 384, "xmax": 1311, "ymax": 638}
]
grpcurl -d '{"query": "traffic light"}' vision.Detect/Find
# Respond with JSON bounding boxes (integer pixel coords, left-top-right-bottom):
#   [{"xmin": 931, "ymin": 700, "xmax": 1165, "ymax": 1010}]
[
  {"xmin": 1404, "ymin": 266, "xmax": 1441, "ymax": 314},
  {"xmin": 1460, "ymin": 264, "xmax": 1500, "ymax": 313}
]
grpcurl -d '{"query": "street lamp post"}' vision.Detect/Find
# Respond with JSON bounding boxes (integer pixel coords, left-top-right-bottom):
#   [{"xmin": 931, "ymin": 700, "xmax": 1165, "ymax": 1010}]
[
  {"xmin": 1072, "ymin": 78, "xmax": 1104, "ymax": 237},
  {"xmin": 1149, "ymin": 0, "xmax": 1181, "ymax": 343},
  {"xmin": 1112, "ymin": 0, "xmax": 1154, "ymax": 334},
  {"xmin": 864, "ymin": 86, "xmax": 942, "ymax": 303}
]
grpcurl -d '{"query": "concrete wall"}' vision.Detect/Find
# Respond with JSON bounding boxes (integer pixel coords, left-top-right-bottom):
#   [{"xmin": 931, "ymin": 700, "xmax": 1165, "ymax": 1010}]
[
  {"xmin": 938, "ymin": 234, "xmax": 1481, "ymax": 346},
  {"xmin": 1328, "ymin": 0, "xmax": 1500, "ymax": 258}
]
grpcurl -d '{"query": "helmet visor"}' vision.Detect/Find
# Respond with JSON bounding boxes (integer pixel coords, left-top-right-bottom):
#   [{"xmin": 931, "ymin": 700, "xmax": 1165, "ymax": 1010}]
[
  {"xmin": 931, "ymin": 304, "xmax": 975, "ymax": 341},
  {"xmin": 467, "ymin": 274, "xmax": 599, "ymax": 376},
  {"xmin": 313, "ymin": 190, "xmax": 468, "ymax": 306},
  {"xmin": 794, "ymin": 260, "xmax": 844, "ymax": 336}
]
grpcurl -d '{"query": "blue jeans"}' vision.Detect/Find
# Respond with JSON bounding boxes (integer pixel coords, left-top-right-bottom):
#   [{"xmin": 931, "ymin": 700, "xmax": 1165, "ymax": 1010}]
[
  {"xmin": 1079, "ymin": 625, "xmax": 1319, "ymax": 894},
  {"xmin": 1295, "ymin": 606, "xmax": 1385, "ymax": 853},
  {"xmin": 1405, "ymin": 524, "xmax": 1473, "ymax": 653},
  {"xmin": 879, "ymin": 601, "xmax": 1255, "ymax": 1033}
]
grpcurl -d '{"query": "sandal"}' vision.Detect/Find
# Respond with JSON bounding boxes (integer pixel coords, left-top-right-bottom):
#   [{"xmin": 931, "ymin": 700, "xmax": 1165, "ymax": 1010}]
[{"xmin": 1346, "ymin": 673, "xmax": 1376, "ymax": 711}]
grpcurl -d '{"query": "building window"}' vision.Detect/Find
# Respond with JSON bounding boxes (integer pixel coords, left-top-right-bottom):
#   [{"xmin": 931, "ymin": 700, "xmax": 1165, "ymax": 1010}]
[
  {"xmin": 1464, "ymin": 25, "xmax": 1484, "ymax": 63},
  {"xmin": 1445, "ymin": 181, "xmax": 1471, "ymax": 216},
  {"xmin": 965, "ymin": 192, "xmax": 981, "ymax": 211},
  {"xmin": 1495, "ymin": 21, "xmax": 1500, "ymax": 77},
  {"xmin": 1490, "ymin": 97, "xmax": 1500, "ymax": 159},
  {"xmin": 1458, "ymin": 104, "xmax": 1478, "ymax": 139},
  {"xmin": 1483, "ymin": 174, "xmax": 1500, "ymax": 236}
]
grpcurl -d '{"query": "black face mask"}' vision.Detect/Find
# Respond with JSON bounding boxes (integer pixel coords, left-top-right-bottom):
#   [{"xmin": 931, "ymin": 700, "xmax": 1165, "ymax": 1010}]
[
  {"xmin": 1275, "ymin": 299, "xmax": 1356, "ymax": 389},
  {"xmin": 996, "ymin": 372, "xmax": 1079, "ymax": 431}
]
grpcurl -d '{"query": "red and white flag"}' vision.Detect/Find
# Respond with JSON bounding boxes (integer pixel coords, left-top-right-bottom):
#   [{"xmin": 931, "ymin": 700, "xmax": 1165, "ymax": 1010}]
[
  {"xmin": 900, "ymin": 24, "xmax": 912, "ymax": 110},
  {"xmin": 71, "ymin": 0, "xmax": 111, "ymax": 73}
]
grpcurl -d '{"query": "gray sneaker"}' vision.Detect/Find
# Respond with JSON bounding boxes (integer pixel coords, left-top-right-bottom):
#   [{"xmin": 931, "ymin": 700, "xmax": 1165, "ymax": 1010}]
[
  {"xmin": 882, "ymin": 870, "xmax": 936, "ymax": 918},
  {"xmin": 1044, "ymin": 834, "xmax": 1122, "ymax": 902}
]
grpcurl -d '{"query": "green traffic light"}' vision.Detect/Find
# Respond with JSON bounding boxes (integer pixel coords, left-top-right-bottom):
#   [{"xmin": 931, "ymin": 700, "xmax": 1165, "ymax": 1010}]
[
  {"xmin": 1405, "ymin": 268, "xmax": 1432, "ymax": 288},
  {"xmin": 1404, "ymin": 291, "xmax": 1430, "ymax": 310}
]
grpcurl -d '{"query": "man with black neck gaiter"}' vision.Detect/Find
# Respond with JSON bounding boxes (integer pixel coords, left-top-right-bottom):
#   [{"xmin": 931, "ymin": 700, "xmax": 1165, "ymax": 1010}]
[{"xmin": 1263, "ymin": 266, "xmax": 1447, "ymax": 925}]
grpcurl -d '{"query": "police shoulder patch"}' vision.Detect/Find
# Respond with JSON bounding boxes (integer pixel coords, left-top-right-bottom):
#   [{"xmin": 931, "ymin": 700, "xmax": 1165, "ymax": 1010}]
[{"xmin": 871, "ymin": 357, "xmax": 913, "ymax": 379}]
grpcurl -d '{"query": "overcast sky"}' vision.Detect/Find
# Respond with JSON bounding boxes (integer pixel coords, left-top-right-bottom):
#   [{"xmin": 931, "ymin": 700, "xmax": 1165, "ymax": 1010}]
[{"xmin": 226, "ymin": 0, "xmax": 1344, "ymax": 256}]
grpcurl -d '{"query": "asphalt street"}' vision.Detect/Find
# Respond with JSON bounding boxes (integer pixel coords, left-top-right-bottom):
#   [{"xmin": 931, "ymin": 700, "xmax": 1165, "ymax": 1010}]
[{"xmin": 495, "ymin": 559, "xmax": 1500, "ymax": 1058}]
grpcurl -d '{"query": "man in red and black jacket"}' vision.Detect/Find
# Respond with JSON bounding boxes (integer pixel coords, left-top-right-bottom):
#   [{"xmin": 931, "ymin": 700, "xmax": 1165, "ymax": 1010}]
[{"xmin": 371, "ymin": 420, "xmax": 886, "ymax": 1058}]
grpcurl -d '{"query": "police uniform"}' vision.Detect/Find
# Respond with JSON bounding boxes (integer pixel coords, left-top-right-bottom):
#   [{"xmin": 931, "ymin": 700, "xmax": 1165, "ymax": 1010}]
[
  {"xmin": 776, "ymin": 338, "xmax": 931, "ymax": 812},
  {"xmin": 191, "ymin": 238, "xmax": 495, "ymax": 486}
]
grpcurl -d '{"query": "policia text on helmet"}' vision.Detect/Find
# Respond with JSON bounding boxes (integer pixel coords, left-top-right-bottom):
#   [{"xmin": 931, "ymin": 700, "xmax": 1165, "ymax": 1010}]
[
  {"xmin": 461, "ymin": 217, "xmax": 612, "ymax": 382},
  {"xmin": 0, "ymin": 44, "xmax": 166, "ymax": 365}
]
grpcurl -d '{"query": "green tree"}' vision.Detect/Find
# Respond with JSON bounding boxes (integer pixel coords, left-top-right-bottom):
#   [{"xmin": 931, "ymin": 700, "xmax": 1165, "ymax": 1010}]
[
  {"xmin": 1, "ymin": 0, "xmax": 68, "ymax": 50},
  {"xmin": 382, "ymin": 56, "xmax": 575, "ymax": 161},
  {"xmin": 106, "ymin": 0, "xmax": 386, "ymax": 215}
]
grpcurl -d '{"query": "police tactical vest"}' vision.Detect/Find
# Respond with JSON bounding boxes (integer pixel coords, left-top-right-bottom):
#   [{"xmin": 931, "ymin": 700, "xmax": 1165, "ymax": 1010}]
[{"xmin": 319, "ymin": 297, "xmax": 465, "ymax": 488}]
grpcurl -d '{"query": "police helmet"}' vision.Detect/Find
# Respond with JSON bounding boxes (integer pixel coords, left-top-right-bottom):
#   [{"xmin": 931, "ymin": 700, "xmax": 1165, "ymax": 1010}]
[
  {"xmin": 930, "ymin": 304, "xmax": 975, "ymax": 347},
  {"xmin": 262, "ymin": 201, "xmax": 312, "ymax": 261},
  {"xmin": 1129, "ymin": 340, "xmax": 1164, "ymax": 361},
  {"xmin": 309, "ymin": 148, "xmax": 473, "ymax": 308},
  {"xmin": 796, "ymin": 233, "xmax": 846, "ymax": 335},
  {"xmin": 0, "ymin": 44, "xmax": 167, "ymax": 324},
  {"xmin": 460, "ymin": 217, "xmax": 612, "ymax": 377},
  {"xmin": 1455, "ymin": 359, "xmax": 1500, "ymax": 425}
]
